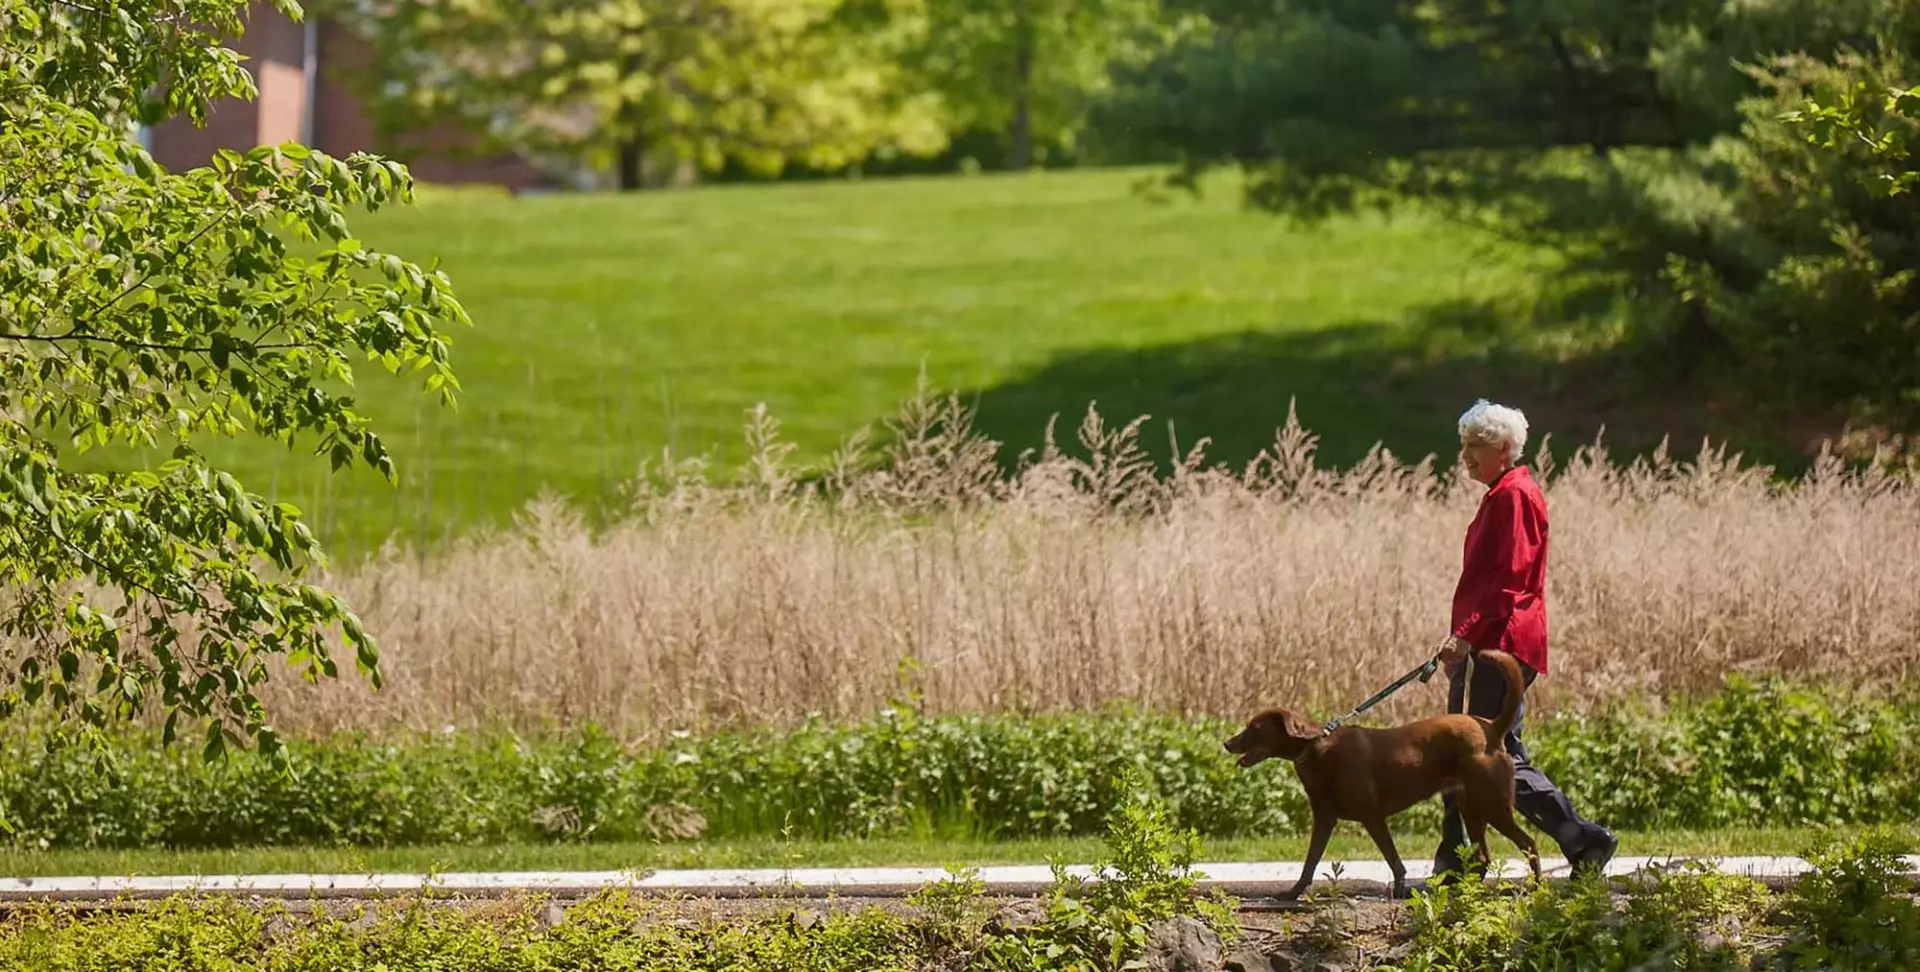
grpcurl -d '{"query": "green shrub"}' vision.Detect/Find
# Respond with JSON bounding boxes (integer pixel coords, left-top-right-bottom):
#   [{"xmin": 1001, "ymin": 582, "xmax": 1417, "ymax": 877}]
[
  {"xmin": 1, "ymin": 679, "xmax": 1917, "ymax": 850},
  {"xmin": 1382, "ymin": 861, "xmax": 1771, "ymax": 971},
  {"xmin": 992, "ymin": 772, "xmax": 1238, "ymax": 972},
  {"xmin": 1, "ymin": 803, "xmax": 1916, "ymax": 971},
  {"xmin": 0, "ymin": 781, "xmax": 1235, "ymax": 972},
  {"xmin": 1377, "ymin": 829, "xmax": 1920, "ymax": 971},
  {"xmin": 1534, "ymin": 678, "xmax": 1920, "ymax": 830},
  {"xmin": 0, "ymin": 890, "xmax": 938, "ymax": 972},
  {"xmin": 1767, "ymin": 827, "xmax": 1920, "ymax": 970}
]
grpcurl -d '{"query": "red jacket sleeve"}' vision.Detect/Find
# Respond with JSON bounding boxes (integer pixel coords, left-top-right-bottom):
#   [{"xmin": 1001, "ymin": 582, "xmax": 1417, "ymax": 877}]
[{"xmin": 1452, "ymin": 489, "xmax": 1538, "ymax": 650}]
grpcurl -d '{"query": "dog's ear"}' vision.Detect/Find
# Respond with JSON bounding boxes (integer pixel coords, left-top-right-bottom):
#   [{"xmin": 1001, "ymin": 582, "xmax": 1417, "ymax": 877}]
[{"xmin": 1281, "ymin": 709, "xmax": 1322, "ymax": 741}]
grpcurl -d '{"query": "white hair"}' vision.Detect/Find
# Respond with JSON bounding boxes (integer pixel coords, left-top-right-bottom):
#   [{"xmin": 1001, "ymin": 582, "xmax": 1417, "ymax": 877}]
[{"xmin": 1457, "ymin": 399, "xmax": 1529, "ymax": 464}]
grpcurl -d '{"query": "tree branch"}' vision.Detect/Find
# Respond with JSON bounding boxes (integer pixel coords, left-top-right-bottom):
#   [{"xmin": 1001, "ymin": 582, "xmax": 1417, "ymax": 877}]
[
  {"xmin": 0, "ymin": 332, "xmax": 315, "ymax": 354},
  {"xmin": 84, "ymin": 212, "xmax": 232, "ymax": 322},
  {"xmin": 6, "ymin": 511, "xmax": 194, "ymax": 621}
]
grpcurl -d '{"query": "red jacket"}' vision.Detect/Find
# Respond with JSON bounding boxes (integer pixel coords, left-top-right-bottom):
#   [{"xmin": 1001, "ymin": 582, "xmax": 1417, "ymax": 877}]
[{"xmin": 1451, "ymin": 465, "xmax": 1549, "ymax": 674}]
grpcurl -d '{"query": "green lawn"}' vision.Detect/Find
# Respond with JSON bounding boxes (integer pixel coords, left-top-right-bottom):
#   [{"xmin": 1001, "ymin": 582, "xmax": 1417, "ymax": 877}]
[
  {"xmin": 3, "ymin": 827, "xmax": 1894, "ymax": 879},
  {"xmin": 81, "ymin": 166, "xmax": 1779, "ymax": 558}
]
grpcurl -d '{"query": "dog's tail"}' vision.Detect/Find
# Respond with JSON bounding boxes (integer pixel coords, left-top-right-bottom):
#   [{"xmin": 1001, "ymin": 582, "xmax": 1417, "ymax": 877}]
[{"xmin": 1472, "ymin": 648, "xmax": 1527, "ymax": 752}]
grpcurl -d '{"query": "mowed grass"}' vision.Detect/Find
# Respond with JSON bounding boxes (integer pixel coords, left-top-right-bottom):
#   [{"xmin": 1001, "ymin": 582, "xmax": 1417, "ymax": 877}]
[
  {"xmin": 92, "ymin": 167, "xmax": 1566, "ymax": 558},
  {"xmin": 3, "ymin": 827, "xmax": 1891, "ymax": 879}
]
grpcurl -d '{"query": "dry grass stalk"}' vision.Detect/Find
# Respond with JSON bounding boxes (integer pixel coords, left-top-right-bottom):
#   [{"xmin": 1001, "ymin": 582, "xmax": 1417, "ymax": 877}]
[{"xmin": 234, "ymin": 385, "xmax": 1920, "ymax": 740}]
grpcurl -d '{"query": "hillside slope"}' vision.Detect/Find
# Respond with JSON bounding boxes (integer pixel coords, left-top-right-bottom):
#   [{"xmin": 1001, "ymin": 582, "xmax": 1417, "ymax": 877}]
[{"xmin": 95, "ymin": 168, "xmax": 1629, "ymax": 555}]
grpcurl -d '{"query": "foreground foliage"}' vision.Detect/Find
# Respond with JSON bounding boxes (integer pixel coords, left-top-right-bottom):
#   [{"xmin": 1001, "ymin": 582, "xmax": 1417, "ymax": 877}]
[
  {"xmin": 0, "ymin": 798, "xmax": 1912, "ymax": 971},
  {"xmin": 4, "ymin": 679, "xmax": 1917, "ymax": 850},
  {"xmin": 1382, "ymin": 830, "xmax": 1920, "ymax": 971},
  {"xmin": 0, "ymin": 781, "xmax": 1239, "ymax": 972}
]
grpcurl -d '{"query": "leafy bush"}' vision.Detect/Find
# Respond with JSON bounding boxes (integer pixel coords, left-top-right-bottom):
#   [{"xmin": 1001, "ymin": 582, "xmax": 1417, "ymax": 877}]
[
  {"xmin": 1380, "ymin": 833, "xmax": 1920, "ymax": 971},
  {"xmin": 0, "ymin": 781, "xmax": 1237, "ymax": 972},
  {"xmin": 1, "ymin": 802, "xmax": 1916, "ymax": 971},
  {"xmin": 1767, "ymin": 828, "xmax": 1920, "ymax": 969},
  {"xmin": 1534, "ymin": 677, "xmax": 1920, "ymax": 830},
  {"xmin": 2, "ymin": 679, "xmax": 1919, "ymax": 850},
  {"xmin": 0, "ymin": 889, "xmax": 938, "ymax": 972},
  {"xmin": 1383, "ymin": 862, "xmax": 1770, "ymax": 970},
  {"xmin": 917, "ymin": 772, "xmax": 1240, "ymax": 972},
  {"xmin": 995, "ymin": 773, "xmax": 1238, "ymax": 971}
]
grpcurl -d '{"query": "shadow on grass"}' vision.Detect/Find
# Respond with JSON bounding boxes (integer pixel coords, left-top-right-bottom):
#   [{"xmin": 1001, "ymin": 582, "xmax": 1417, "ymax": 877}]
[{"xmin": 960, "ymin": 297, "xmax": 1816, "ymax": 477}]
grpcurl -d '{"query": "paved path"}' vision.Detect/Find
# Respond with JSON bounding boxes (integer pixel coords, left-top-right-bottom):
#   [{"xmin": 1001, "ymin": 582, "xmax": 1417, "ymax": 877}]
[{"xmin": 5, "ymin": 854, "xmax": 1918, "ymax": 902}]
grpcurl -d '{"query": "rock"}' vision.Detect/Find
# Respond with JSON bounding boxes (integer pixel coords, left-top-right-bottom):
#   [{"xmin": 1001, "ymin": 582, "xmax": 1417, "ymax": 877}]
[
  {"xmin": 985, "ymin": 899, "xmax": 1048, "ymax": 934},
  {"xmin": 1223, "ymin": 943, "xmax": 1274, "ymax": 972},
  {"xmin": 1141, "ymin": 916, "xmax": 1224, "ymax": 972},
  {"xmin": 1699, "ymin": 915, "xmax": 1744, "ymax": 953},
  {"xmin": 1310, "ymin": 945, "xmax": 1363, "ymax": 972}
]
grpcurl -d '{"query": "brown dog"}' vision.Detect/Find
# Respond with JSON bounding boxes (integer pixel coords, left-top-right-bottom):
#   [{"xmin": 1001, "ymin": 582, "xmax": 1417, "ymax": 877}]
[{"xmin": 1223, "ymin": 648, "xmax": 1543, "ymax": 900}]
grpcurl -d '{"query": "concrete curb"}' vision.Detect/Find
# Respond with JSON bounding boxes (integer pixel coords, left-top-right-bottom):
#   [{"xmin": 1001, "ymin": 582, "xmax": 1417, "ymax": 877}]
[{"xmin": 4, "ymin": 855, "xmax": 1918, "ymax": 903}]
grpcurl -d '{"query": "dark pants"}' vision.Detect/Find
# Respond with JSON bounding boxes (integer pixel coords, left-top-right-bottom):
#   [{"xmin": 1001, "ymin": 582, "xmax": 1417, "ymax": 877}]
[{"xmin": 1435, "ymin": 656, "xmax": 1608, "ymax": 869}]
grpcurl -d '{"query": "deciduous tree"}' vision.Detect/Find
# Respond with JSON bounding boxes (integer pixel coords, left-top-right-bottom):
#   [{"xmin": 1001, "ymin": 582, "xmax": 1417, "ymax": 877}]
[
  {"xmin": 0, "ymin": 0, "xmax": 467, "ymax": 763},
  {"xmin": 324, "ymin": 0, "xmax": 948, "ymax": 190},
  {"xmin": 904, "ymin": 0, "xmax": 1166, "ymax": 170}
]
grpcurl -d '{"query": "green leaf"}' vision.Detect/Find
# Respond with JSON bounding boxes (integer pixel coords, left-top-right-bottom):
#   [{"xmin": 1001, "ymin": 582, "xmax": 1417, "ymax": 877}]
[{"xmin": 203, "ymin": 721, "xmax": 227, "ymax": 764}]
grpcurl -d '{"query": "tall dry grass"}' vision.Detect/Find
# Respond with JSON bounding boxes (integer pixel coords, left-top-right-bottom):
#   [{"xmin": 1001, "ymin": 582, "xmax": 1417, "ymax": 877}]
[{"xmin": 263, "ymin": 387, "xmax": 1920, "ymax": 739}]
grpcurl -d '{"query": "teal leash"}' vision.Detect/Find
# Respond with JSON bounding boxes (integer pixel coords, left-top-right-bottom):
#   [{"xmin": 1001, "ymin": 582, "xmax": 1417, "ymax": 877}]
[{"xmin": 1319, "ymin": 653, "xmax": 1443, "ymax": 737}]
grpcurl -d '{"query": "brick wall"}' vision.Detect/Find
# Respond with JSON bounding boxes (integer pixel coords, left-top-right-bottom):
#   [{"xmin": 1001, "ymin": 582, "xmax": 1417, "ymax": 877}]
[{"xmin": 148, "ymin": 3, "xmax": 553, "ymax": 193}]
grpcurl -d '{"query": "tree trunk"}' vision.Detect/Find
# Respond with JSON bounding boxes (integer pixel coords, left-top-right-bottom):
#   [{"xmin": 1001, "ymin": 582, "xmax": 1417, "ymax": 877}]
[
  {"xmin": 1543, "ymin": 30, "xmax": 1598, "ymax": 155},
  {"xmin": 1008, "ymin": 4, "xmax": 1036, "ymax": 171},
  {"xmin": 1673, "ymin": 229, "xmax": 1734, "ymax": 381},
  {"xmin": 1009, "ymin": 94, "xmax": 1032, "ymax": 171},
  {"xmin": 1674, "ymin": 295, "xmax": 1722, "ymax": 382},
  {"xmin": 615, "ymin": 46, "xmax": 650, "ymax": 191},
  {"xmin": 617, "ymin": 137, "xmax": 645, "ymax": 192}
]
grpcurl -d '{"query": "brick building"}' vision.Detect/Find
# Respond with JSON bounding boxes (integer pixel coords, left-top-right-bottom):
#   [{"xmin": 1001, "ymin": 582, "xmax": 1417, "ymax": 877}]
[{"xmin": 144, "ymin": 4, "xmax": 554, "ymax": 192}]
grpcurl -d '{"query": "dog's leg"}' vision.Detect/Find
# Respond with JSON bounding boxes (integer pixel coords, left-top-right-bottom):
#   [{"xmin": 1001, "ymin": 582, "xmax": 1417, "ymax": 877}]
[
  {"xmin": 1485, "ymin": 755, "xmax": 1544, "ymax": 886},
  {"xmin": 1282, "ymin": 812, "xmax": 1337, "ymax": 901},
  {"xmin": 1464, "ymin": 812, "xmax": 1494, "ymax": 878},
  {"xmin": 1360, "ymin": 816, "xmax": 1408, "ymax": 900},
  {"xmin": 1488, "ymin": 810, "xmax": 1543, "ymax": 885}
]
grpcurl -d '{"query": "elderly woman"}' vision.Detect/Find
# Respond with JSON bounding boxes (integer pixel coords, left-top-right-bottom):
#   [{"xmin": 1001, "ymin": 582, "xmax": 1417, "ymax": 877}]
[{"xmin": 1432, "ymin": 399, "xmax": 1616, "ymax": 883}]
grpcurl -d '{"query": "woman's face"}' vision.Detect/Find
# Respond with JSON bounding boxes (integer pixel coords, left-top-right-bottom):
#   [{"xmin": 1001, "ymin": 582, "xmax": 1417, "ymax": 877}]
[{"xmin": 1459, "ymin": 435, "xmax": 1509, "ymax": 485}]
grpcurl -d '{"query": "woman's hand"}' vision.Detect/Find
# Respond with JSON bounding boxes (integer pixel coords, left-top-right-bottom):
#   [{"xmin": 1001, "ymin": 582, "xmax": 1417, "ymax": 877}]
[{"xmin": 1437, "ymin": 635, "xmax": 1471, "ymax": 664}]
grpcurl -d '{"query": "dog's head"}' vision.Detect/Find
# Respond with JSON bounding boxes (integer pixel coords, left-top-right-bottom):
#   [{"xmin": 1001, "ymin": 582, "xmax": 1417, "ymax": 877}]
[{"xmin": 1222, "ymin": 708, "xmax": 1322, "ymax": 767}]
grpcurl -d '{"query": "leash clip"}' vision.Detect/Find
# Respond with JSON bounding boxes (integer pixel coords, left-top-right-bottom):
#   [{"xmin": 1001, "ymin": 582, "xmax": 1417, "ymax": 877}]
[{"xmin": 1415, "ymin": 654, "xmax": 1441, "ymax": 684}]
